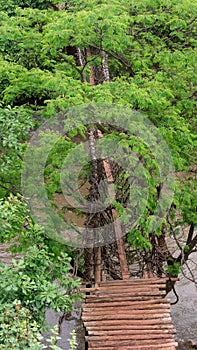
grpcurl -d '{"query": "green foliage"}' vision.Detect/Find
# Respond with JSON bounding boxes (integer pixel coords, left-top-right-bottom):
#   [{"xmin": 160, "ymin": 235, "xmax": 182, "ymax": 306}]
[
  {"xmin": 127, "ymin": 228, "xmax": 152, "ymax": 250},
  {"xmin": 172, "ymin": 176, "xmax": 197, "ymax": 226},
  {"xmin": 0, "ymin": 301, "xmax": 44, "ymax": 349},
  {"xmin": 0, "ymin": 243, "xmax": 81, "ymax": 348},
  {"xmin": 0, "ymin": 0, "xmax": 196, "ymax": 319},
  {"xmin": 68, "ymin": 330, "xmax": 77, "ymax": 350},
  {"xmin": 0, "ymin": 246, "xmax": 81, "ymax": 327},
  {"xmin": 0, "ymin": 105, "xmax": 35, "ymax": 197},
  {"xmin": 44, "ymin": 137, "xmax": 76, "ymax": 196},
  {"xmin": 183, "ymin": 244, "xmax": 190, "ymax": 253},
  {"xmin": 0, "ymin": 302, "xmax": 76, "ymax": 349},
  {"xmin": 0, "ymin": 106, "xmax": 34, "ymax": 147},
  {"xmin": 0, "ymin": 195, "xmax": 28, "ymax": 242},
  {"xmin": 0, "ymin": 193, "xmax": 81, "ymax": 347},
  {"xmin": 0, "ymin": 60, "xmax": 26, "ymax": 98},
  {"xmin": 0, "ymin": 0, "xmax": 58, "ymax": 12},
  {"xmin": 2, "ymin": 68, "xmax": 85, "ymax": 106},
  {"xmin": 166, "ymin": 261, "xmax": 181, "ymax": 277}
]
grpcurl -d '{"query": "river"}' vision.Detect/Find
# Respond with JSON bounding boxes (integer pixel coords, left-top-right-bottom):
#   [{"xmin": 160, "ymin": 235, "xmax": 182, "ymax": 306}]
[
  {"xmin": 0, "ymin": 245, "xmax": 197, "ymax": 349},
  {"xmin": 168, "ymin": 252, "xmax": 197, "ymax": 349}
]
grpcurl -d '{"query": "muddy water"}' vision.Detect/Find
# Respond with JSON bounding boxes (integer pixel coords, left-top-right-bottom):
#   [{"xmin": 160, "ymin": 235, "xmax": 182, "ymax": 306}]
[
  {"xmin": 1, "ymin": 245, "xmax": 197, "ymax": 349},
  {"xmin": 168, "ymin": 252, "xmax": 197, "ymax": 349},
  {"xmin": 45, "ymin": 306, "xmax": 85, "ymax": 350}
]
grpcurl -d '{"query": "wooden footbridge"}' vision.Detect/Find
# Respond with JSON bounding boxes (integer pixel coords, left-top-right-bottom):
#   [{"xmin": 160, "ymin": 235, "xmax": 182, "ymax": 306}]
[
  {"xmin": 81, "ymin": 225, "xmax": 178, "ymax": 350},
  {"xmin": 80, "ymin": 126, "xmax": 178, "ymax": 349},
  {"xmin": 81, "ymin": 277, "xmax": 178, "ymax": 350},
  {"xmin": 81, "ymin": 202, "xmax": 178, "ymax": 349}
]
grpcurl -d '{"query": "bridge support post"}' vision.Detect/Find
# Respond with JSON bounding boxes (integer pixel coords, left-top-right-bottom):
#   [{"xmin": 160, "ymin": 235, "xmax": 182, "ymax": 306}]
[{"xmin": 95, "ymin": 246, "xmax": 102, "ymax": 286}]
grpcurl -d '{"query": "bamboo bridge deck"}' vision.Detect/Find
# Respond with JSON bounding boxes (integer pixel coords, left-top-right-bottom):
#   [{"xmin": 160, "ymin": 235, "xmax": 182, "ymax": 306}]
[{"xmin": 81, "ymin": 278, "xmax": 178, "ymax": 350}]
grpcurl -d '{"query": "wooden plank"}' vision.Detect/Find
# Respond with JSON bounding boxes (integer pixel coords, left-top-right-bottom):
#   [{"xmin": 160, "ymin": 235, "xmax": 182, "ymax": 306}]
[
  {"xmin": 85, "ymin": 295, "xmax": 164, "ymax": 303},
  {"xmin": 94, "ymin": 290, "xmax": 164, "ymax": 296},
  {"xmin": 87, "ymin": 329, "xmax": 176, "ymax": 336},
  {"xmin": 88, "ymin": 346, "xmax": 177, "ymax": 350},
  {"xmin": 85, "ymin": 324, "xmax": 175, "ymax": 331},
  {"xmin": 83, "ymin": 315, "xmax": 173, "ymax": 321},
  {"xmin": 98, "ymin": 280, "xmax": 166, "ymax": 290},
  {"xmin": 83, "ymin": 317, "xmax": 173, "ymax": 326},
  {"xmin": 94, "ymin": 290, "xmax": 166, "ymax": 296},
  {"xmin": 84, "ymin": 298, "xmax": 170, "ymax": 306},
  {"xmin": 83, "ymin": 304, "xmax": 170, "ymax": 312},
  {"xmin": 95, "ymin": 286, "xmax": 165, "ymax": 293},
  {"xmin": 83, "ymin": 313, "xmax": 171, "ymax": 321},
  {"xmin": 88, "ymin": 345, "xmax": 177, "ymax": 350},
  {"xmin": 83, "ymin": 302, "xmax": 170, "ymax": 310},
  {"xmin": 99, "ymin": 278, "xmax": 178, "ymax": 285},
  {"xmin": 86, "ymin": 334, "xmax": 175, "ymax": 341},
  {"xmin": 82, "ymin": 309, "xmax": 171, "ymax": 317},
  {"xmin": 97, "ymin": 284, "xmax": 164, "ymax": 290},
  {"xmin": 87, "ymin": 291, "xmax": 166, "ymax": 299},
  {"xmin": 95, "ymin": 288, "xmax": 166, "ymax": 294},
  {"xmin": 88, "ymin": 348, "xmax": 177, "ymax": 350},
  {"xmin": 88, "ymin": 339, "xmax": 178, "ymax": 347}
]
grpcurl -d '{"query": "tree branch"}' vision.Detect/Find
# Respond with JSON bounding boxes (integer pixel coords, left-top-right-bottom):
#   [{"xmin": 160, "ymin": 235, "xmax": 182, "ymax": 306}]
[
  {"xmin": 0, "ymin": 183, "xmax": 18, "ymax": 195},
  {"xmin": 186, "ymin": 222, "xmax": 195, "ymax": 246},
  {"xmin": 85, "ymin": 42, "xmax": 134, "ymax": 74},
  {"xmin": 176, "ymin": 226, "xmax": 197, "ymax": 264}
]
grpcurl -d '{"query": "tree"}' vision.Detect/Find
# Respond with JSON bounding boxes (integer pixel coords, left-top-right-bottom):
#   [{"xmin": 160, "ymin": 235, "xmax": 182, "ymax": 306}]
[{"xmin": 0, "ymin": 0, "xmax": 196, "ymax": 294}]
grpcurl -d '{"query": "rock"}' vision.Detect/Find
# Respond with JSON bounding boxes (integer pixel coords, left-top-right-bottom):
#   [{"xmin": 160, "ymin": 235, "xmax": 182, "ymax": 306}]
[{"xmin": 185, "ymin": 339, "xmax": 197, "ymax": 348}]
